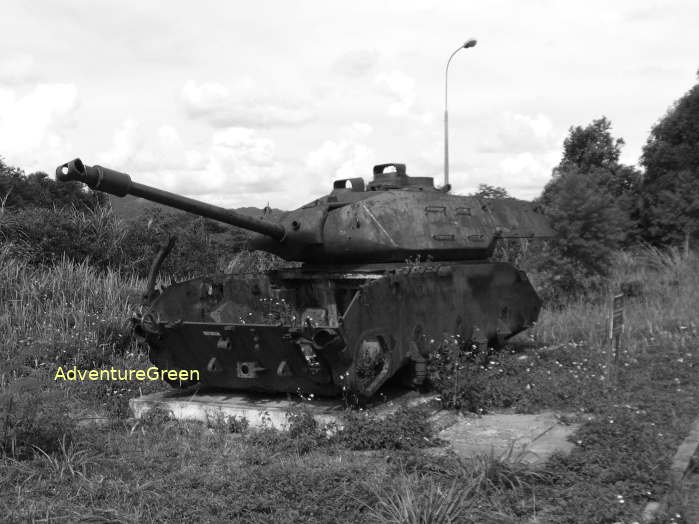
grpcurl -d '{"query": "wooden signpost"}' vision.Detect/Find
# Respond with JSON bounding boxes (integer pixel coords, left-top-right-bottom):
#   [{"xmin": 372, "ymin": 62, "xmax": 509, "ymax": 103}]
[{"xmin": 606, "ymin": 293, "xmax": 625, "ymax": 385}]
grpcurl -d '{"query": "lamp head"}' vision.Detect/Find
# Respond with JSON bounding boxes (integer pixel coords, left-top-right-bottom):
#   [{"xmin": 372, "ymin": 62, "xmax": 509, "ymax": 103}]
[{"xmin": 463, "ymin": 39, "xmax": 477, "ymax": 49}]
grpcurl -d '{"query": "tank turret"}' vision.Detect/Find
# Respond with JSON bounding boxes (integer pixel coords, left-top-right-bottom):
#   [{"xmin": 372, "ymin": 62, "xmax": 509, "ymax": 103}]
[{"xmin": 58, "ymin": 159, "xmax": 552, "ymax": 264}]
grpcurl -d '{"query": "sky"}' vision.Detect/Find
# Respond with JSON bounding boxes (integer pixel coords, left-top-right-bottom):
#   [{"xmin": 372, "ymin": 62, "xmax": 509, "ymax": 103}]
[{"xmin": 1, "ymin": 0, "xmax": 697, "ymax": 209}]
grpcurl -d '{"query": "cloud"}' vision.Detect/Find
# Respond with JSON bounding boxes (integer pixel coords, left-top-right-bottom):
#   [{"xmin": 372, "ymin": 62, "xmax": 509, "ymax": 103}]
[
  {"xmin": 478, "ymin": 112, "xmax": 558, "ymax": 154},
  {"xmin": 332, "ymin": 49, "xmax": 380, "ymax": 78},
  {"xmin": 305, "ymin": 122, "xmax": 374, "ymax": 181},
  {"xmin": 0, "ymin": 54, "xmax": 36, "ymax": 84},
  {"xmin": 374, "ymin": 70, "xmax": 416, "ymax": 117},
  {"xmin": 98, "ymin": 120, "xmax": 284, "ymax": 198},
  {"xmin": 181, "ymin": 80, "xmax": 313, "ymax": 128},
  {"xmin": 0, "ymin": 83, "xmax": 78, "ymax": 172},
  {"xmin": 442, "ymin": 149, "xmax": 558, "ymax": 201},
  {"xmin": 497, "ymin": 150, "xmax": 559, "ymax": 196},
  {"xmin": 98, "ymin": 119, "xmax": 208, "ymax": 191},
  {"xmin": 206, "ymin": 127, "xmax": 283, "ymax": 193},
  {"xmin": 500, "ymin": 152, "xmax": 547, "ymax": 177}
]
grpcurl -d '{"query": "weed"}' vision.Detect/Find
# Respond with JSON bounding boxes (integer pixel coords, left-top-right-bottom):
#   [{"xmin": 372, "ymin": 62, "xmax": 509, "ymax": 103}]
[
  {"xmin": 337, "ymin": 405, "xmax": 441, "ymax": 451},
  {"xmin": 364, "ymin": 471, "xmax": 474, "ymax": 524},
  {"xmin": 139, "ymin": 405, "xmax": 174, "ymax": 428},
  {"xmin": 467, "ymin": 445, "xmax": 547, "ymax": 494},
  {"xmin": 226, "ymin": 248, "xmax": 294, "ymax": 273},
  {"xmin": 33, "ymin": 434, "xmax": 99, "ymax": 481},
  {"xmin": 394, "ymin": 446, "xmax": 548, "ymax": 497},
  {"xmin": 244, "ymin": 404, "xmax": 333, "ymax": 459},
  {"xmin": 207, "ymin": 411, "xmax": 249, "ymax": 434}
]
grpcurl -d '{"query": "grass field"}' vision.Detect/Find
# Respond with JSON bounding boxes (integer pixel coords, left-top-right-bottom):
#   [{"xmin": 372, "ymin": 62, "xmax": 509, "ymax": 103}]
[{"xmin": 1, "ymin": 246, "xmax": 698, "ymax": 523}]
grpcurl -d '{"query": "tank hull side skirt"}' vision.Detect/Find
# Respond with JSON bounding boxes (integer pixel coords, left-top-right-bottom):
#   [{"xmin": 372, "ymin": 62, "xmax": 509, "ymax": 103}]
[{"xmin": 137, "ymin": 263, "xmax": 541, "ymax": 396}]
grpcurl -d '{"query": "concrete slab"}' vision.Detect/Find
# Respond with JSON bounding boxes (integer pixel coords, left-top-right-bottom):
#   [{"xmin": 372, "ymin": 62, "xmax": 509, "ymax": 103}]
[
  {"xmin": 129, "ymin": 388, "xmax": 439, "ymax": 430},
  {"xmin": 129, "ymin": 389, "xmax": 579, "ymax": 466},
  {"xmin": 670, "ymin": 417, "xmax": 699, "ymax": 487},
  {"xmin": 436, "ymin": 411, "xmax": 579, "ymax": 466}
]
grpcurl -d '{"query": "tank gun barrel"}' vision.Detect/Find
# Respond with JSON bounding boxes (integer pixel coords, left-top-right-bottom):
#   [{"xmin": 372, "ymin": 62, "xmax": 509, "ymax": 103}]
[{"xmin": 56, "ymin": 158, "xmax": 286, "ymax": 241}]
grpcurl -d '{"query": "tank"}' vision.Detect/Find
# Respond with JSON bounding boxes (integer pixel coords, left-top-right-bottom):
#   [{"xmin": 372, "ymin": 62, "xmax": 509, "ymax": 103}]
[{"xmin": 56, "ymin": 159, "xmax": 553, "ymax": 399}]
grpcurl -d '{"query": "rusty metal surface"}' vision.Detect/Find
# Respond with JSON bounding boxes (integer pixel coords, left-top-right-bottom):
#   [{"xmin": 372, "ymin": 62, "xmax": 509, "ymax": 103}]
[{"xmin": 135, "ymin": 262, "xmax": 540, "ymax": 397}]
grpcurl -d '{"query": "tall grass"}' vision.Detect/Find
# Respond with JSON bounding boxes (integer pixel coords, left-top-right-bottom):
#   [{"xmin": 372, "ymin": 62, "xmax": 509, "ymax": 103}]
[
  {"xmin": 364, "ymin": 473, "xmax": 475, "ymax": 524},
  {"xmin": 0, "ymin": 247, "xmax": 144, "ymax": 381},
  {"xmin": 0, "ymin": 248, "xmax": 154, "ymax": 457},
  {"xmin": 531, "ymin": 246, "xmax": 698, "ymax": 351}
]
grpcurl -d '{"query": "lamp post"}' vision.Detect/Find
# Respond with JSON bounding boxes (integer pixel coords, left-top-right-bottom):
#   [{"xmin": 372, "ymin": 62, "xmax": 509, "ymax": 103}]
[{"xmin": 444, "ymin": 38, "xmax": 477, "ymax": 190}]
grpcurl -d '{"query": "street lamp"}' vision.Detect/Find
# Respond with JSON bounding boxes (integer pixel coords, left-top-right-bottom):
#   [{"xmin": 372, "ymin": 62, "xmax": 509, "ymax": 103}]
[{"xmin": 444, "ymin": 38, "xmax": 477, "ymax": 190}]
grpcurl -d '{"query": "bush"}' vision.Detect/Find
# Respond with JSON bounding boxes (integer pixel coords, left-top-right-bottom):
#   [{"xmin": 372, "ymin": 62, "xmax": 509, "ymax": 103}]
[
  {"xmin": 426, "ymin": 334, "xmax": 612, "ymax": 415},
  {"xmin": 337, "ymin": 405, "xmax": 440, "ymax": 450},
  {"xmin": 535, "ymin": 168, "xmax": 629, "ymax": 300},
  {"xmin": 125, "ymin": 207, "xmax": 249, "ymax": 278},
  {"xmin": 1, "ymin": 189, "xmax": 259, "ymax": 281},
  {"xmin": 243, "ymin": 404, "xmax": 442, "ymax": 457},
  {"xmin": 1, "ymin": 206, "xmax": 126, "ymax": 270},
  {"xmin": 531, "ymin": 117, "xmax": 642, "ymax": 301},
  {"xmin": 0, "ymin": 163, "xmax": 104, "ymax": 211},
  {"xmin": 207, "ymin": 412, "xmax": 249, "ymax": 434},
  {"xmin": 244, "ymin": 405, "xmax": 331, "ymax": 457},
  {"xmin": 364, "ymin": 472, "xmax": 475, "ymax": 524}
]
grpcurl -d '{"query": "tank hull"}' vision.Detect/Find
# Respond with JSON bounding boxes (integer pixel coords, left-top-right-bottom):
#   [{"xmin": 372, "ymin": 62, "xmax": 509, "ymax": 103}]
[{"xmin": 135, "ymin": 262, "xmax": 541, "ymax": 398}]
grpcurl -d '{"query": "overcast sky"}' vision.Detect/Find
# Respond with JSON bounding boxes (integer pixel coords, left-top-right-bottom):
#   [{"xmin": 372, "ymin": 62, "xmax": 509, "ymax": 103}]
[{"xmin": 1, "ymin": 0, "xmax": 697, "ymax": 209}]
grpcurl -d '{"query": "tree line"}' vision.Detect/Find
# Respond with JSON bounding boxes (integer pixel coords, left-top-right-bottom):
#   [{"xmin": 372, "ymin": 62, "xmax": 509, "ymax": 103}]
[
  {"xmin": 472, "ymin": 76, "xmax": 699, "ymax": 297},
  {"xmin": 0, "ymin": 159, "xmax": 246, "ymax": 278}
]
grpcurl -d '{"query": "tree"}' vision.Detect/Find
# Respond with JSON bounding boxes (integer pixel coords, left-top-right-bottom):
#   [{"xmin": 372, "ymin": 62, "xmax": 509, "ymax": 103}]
[
  {"xmin": 560, "ymin": 117, "xmax": 625, "ymax": 173},
  {"xmin": 640, "ymin": 80, "xmax": 699, "ymax": 247},
  {"xmin": 539, "ymin": 167, "xmax": 627, "ymax": 276},
  {"xmin": 0, "ymin": 157, "xmax": 105, "ymax": 210},
  {"xmin": 471, "ymin": 184, "xmax": 509, "ymax": 199},
  {"xmin": 536, "ymin": 118, "xmax": 640, "ymax": 296},
  {"xmin": 555, "ymin": 117, "xmax": 642, "ymax": 243}
]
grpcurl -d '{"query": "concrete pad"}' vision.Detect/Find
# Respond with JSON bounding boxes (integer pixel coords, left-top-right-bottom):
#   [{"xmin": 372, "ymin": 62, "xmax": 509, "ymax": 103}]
[
  {"xmin": 436, "ymin": 411, "xmax": 579, "ymax": 466},
  {"xmin": 129, "ymin": 388, "xmax": 439, "ymax": 430},
  {"xmin": 670, "ymin": 417, "xmax": 699, "ymax": 487},
  {"xmin": 130, "ymin": 389, "xmax": 579, "ymax": 467}
]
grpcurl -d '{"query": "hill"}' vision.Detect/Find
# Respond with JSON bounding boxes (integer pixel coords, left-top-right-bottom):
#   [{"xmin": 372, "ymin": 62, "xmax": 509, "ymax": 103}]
[{"xmin": 107, "ymin": 194, "xmax": 284, "ymax": 224}]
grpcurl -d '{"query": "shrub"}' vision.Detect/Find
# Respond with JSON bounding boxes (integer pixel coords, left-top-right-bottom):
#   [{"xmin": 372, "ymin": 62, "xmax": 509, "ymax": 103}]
[
  {"xmin": 337, "ymin": 405, "xmax": 440, "ymax": 450},
  {"xmin": 364, "ymin": 472, "xmax": 475, "ymax": 524},
  {"xmin": 225, "ymin": 248, "xmax": 294, "ymax": 274},
  {"xmin": 427, "ymin": 338, "xmax": 611, "ymax": 414},
  {"xmin": 0, "ymin": 202, "xmax": 251, "ymax": 279},
  {"xmin": 0, "ymin": 206, "xmax": 126, "ymax": 270},
  {"xmin": 532, "ymin": 117, "xmax": 642, "ymax": 300},
  {"xmin": 0, "ymin": 163, "xmax": 104, "ymax": 211},
  {"xmin": 207, "ymin": 412, "xmax": 249, "ymax": 434},
  {"xmin": 128, "ymin": 207, "xmax": 248, "ymax": 278},
  {"xmin": 139, "ymin": 405, "xmax": 174, "ymax": 428},
  {"xmin": 244, "ymin": 405, "xmax": 331, "ymax": 456}
]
